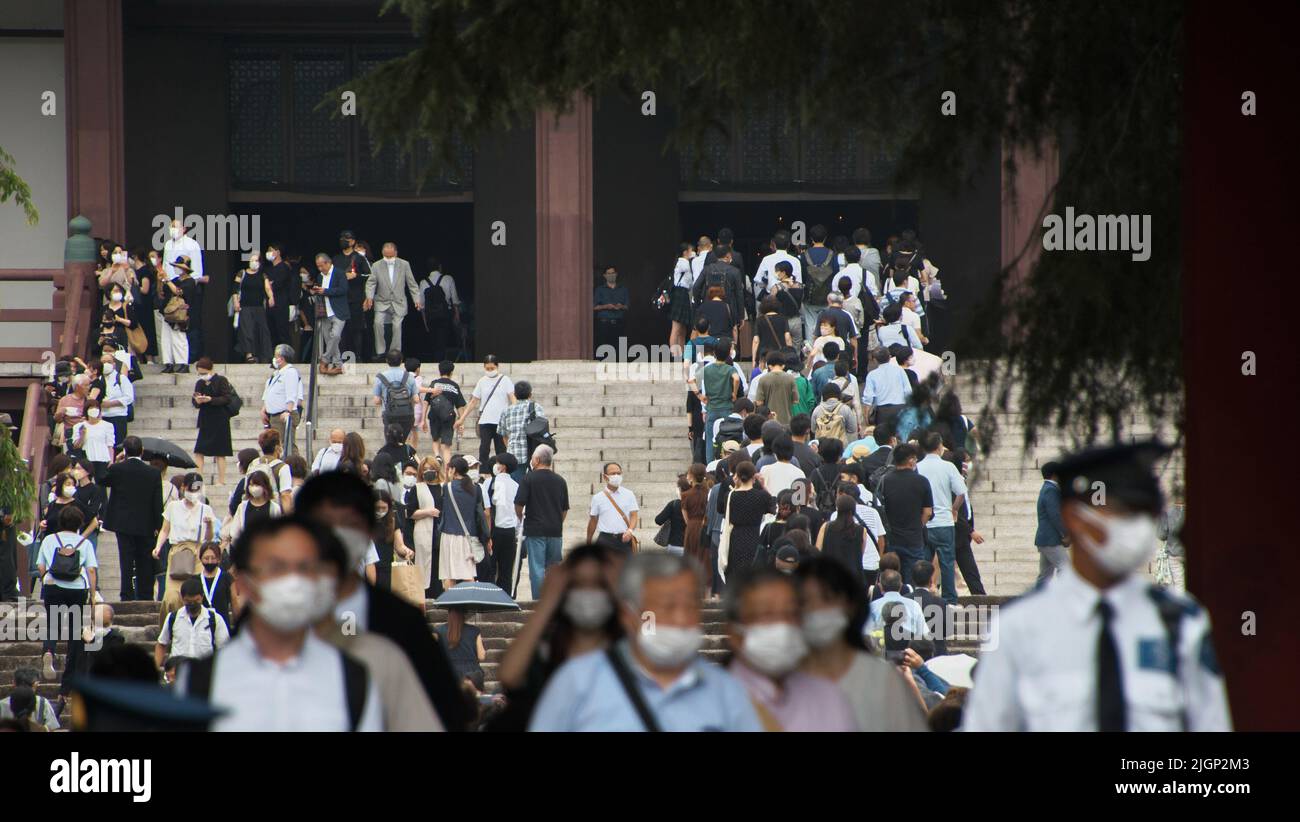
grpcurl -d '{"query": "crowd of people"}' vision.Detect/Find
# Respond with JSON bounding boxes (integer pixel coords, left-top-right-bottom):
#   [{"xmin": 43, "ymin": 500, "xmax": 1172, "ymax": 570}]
[
  {"xmin": 80, "ymin": 221, "xmax": 468, "ymax": 376},
  {"xmin": 0, "ymin": 219, "xmax": 1218, "ymax": 733}
]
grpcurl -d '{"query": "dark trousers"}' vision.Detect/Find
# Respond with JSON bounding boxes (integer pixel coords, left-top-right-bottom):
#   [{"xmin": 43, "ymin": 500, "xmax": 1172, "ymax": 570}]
[
  {"xmin": 343, "ymin": 301, "xmax": 365, "ymax": 361},
  {"xmin": 478, "ymin": 423, "xmax": 505, "ymax": 465},
  {"xmin": 594, "ymin": 318, "xmax": 625, "ymax": 358},
  {"xmin": 891, "ymin": 543, "xmax": 926, "ymax": 587},
  {"xmin": 490, "ymin": 526, "xmax": 518, "ymax": 596},
  {"xmin": 954, "ymin": 523, "xmax": 987, "ymax": 595},
  {"xmin": 42, "ymin": 585, "xmax": 87, "ymax": 694},
  {"xmin": 267, "ymin": 305, "xmax": 292, "ymax": 350},
  {"xmin": 116, "ymin": 533, "xmax": 155, "ymax": 600},
  {"xmin": 108, "ymin": 416, "xmax": 128, "ymax": 449},
  {"xmin": 0, "ymin": 524, "xmax": 18, "ymax": 601},
  {"xmin": 596, "ymin": 531, "xmax": 633, "ymax": 558},
  {"xmin": 872, "ymin": 404, "xmax": 904, "ymax": 430}
]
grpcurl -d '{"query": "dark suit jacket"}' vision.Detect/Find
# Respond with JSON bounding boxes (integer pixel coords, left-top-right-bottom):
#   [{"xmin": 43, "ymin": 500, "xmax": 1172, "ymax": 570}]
[
  {"xmin": 704, "ymin": 248, "xmax": 747, "ymax": 278},
  {"xmin": 100, "ymin": 458, "xmax": 163, "ymax": 537},
  {"xmin": 317, "ymin": 267, "xmax": 351, "ymax": 322},
  {"xmin": 365, "ymin": 582, "xmax": 472, "ymax": 732},
  {"xmin": 1034, "ymin": 481, "xmax": 1067, "ymax": 547}
]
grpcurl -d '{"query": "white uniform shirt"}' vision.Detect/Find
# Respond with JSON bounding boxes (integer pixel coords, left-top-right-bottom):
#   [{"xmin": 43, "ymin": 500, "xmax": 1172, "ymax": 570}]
[
  {"xmin": 589, "ymin": 486, "xmax": 639, "ymax": 534},
  {"xmin": 193, "ymin": 629, "xmax": 383, "ymax": 732},
  {"xmin": 158, "ymin": 606, "xmax": 230, "ymax": 660},
  {"xmin": 163, "ymin": 500, "xmax": 215, "ymax": 543},
  {"xmin": 962, "ymin": 567, "xmax": 1232, "ymax": 731}
]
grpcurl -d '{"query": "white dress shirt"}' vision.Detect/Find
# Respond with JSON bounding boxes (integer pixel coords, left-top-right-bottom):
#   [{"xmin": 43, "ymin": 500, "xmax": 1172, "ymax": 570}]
[
  {"xmin": 419, "ymin": 270, "xmax": 460, "ymax": 307},
  {"xmin": 962, "ymin": 567, "xmax": 1232, "ymax": 731},
  {"xmin": 163, "ymin": 234, "xmax": 204, "ymax": 281},
  {"xmin": 262, "ymin": 365, "xmax": 302, "ymax": 415},
  {"xmin": 754, "ymin": 250, "xmax": 803, "ymax": 293},
  {"xmin": 74, "ymin": 420, "xmax": 116, "ymax": 463},
  {"xmin": 321, "ymin": 268, "xmax": 336, "ymax": 318},
  {"xmin": 312, "ymin": 444, "xmax": 343, "ymax": 474},
  {"xmin": 101, "ymin": 371, "xmax": 134, "ymax": 419},
  {"xmin": 199, "ymin": 629, "xmax": 383, "ymax": 732}
]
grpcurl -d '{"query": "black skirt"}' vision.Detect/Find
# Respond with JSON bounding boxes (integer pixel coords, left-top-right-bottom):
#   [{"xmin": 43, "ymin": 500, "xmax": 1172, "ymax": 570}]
[
  {"xmin": 669, "ymin": 286, "xmax": 693, "ymax": 325},
  {"xmin": 194, "ymin": 405, "xmax": 233, "ymax": 456}
]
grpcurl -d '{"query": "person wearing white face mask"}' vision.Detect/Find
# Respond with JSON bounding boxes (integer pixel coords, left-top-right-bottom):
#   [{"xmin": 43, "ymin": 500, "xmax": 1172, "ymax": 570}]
[
  {"xmin": 71, "ymin": 400, "xmax": 116, "ymax": 482},
  {"xmin": 191, "ymin": 357, "xmax": 233, "ymax": 485},
  {"xmin": 496, "ymin": 544, "xmax": 620, "ymax": 730},
  {"xmin": 178, "ymin": 515, "xmax": 384, "ymax": 731},
  {"xmin": 796, "ymin": 556, "xmax": 928, "ymax": 731},
  {"xmin": 153, "ymin": 472, "xmax": 217, "ymax": 625},
  {"xmin": 529, "ymin": 552, "xmax": 761, "ymax": 731},
  {"xmin": 724, "ymin": 568, "xmax": 859, "ymax": 731},
  {"xmin": 233, "ymin": 250, "xmax": 274, "ymax": 363},
  {"xmin": 263, "ymin": 243, "xmax": 297, "ymax": 350},
  {"xmin": 586, "ymin": 461, "xmax": 640, "ymax": 556},
  {"xmin": 311, "ymin": 428, "xmax": 347, "ymax": 475},
  {"xmin": 293, "ymin": 471, "xmax": 475, "ymax": 732},
  {"xmin": 221, "ymin": 472, "xmax": 281, "ymax": 550},
  {"xmin": 963, "ymin": 441, "xmax": 1232, "ymax": 732}
]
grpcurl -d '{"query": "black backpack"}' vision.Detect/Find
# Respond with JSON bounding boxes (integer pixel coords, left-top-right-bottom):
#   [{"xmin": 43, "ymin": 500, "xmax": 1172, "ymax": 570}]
[
  {"xmin": 713, "ymin": 416, "xmax": 745, "ymax": 452},
  {"xmin": 812, "ymin": 464, "xmax": 839, "ymax": 511},
  {"xmin": 166, "ymin": 606, "xmax": 217, "ymax": 649},
  {"xmin": 802, "ymin": 251, "xmax": 836, "ymax": 306},
  {"xmin": 427, "ymin": 386, "xmax": 456, "ymax": 425},
  {"xmin": 523, "ymin": 402, "xmax": 556, "ymax": 457},
  {"xmin": 377, "ymin": 373, "xmax": 414, "ymax": 418},
  {"xmin": 425, "ymin": 273, "xmax": 451, "ymax": 321},
  {"xmin": 49, "ymin": 535, "xmax": 86, "ymax": 581}
]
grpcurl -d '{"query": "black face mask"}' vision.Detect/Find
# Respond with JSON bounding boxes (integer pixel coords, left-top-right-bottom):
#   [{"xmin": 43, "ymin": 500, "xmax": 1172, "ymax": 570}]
[
  {"xmin": 422, "ymin": 471, "xmax": 437, "ymax": 484},
  {"xmin": 185, "ymin": 603, "xmax": 202, "ymax": 617},
  {"xmin": 340, "ymin": 240, "xmax": 352, "ymax": 251},
  {"xmin": 202, "ymin": 562, "xmax": 220, "ymax": 572}
]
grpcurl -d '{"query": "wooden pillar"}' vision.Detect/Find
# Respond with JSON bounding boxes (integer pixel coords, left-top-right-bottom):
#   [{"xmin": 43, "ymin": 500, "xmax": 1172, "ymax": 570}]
[
  {"xmin": 535, "ymin": 94, "xmax": 594, "ymax": 360},
  {"xmin": 1000, "ymin": 139, "xmax": 1058, "ymax": 304},
  {"xmin": 64, "ymin": 0, "xmax": 126, "ymax": 243}
]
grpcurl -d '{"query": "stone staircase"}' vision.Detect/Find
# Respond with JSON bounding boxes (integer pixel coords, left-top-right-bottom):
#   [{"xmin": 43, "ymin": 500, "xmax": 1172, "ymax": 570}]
[
  {"xmin": 2, "ymin": 357, "xmax": 1181, "ymax": 725},
  {"xmin": 0, "ymin": 595, "xmax": 1003, "ymax": 725}
]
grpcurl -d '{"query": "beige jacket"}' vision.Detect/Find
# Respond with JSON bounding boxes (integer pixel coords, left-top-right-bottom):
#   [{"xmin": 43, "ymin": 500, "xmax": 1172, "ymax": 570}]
[{"xmin": 318, "ymin": 622, "xmax": 444, "ymax": 732}]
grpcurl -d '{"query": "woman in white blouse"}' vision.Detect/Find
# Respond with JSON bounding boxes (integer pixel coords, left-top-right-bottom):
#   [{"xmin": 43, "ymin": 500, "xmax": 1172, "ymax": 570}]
[
  {"xmin": 407, "ymin": 458, "xmax": 442, "ymax": 593},
  {"xmin": 71, "ymin": 399, "xmax": 117, "ymax": 481},
  {"xmin": 152, "ymin": 472, "xmax": 216, "ymax": 611}
]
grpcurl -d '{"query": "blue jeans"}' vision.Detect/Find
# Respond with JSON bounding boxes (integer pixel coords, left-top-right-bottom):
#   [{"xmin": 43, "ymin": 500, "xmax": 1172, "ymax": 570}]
[
  {"xmin": 924, "ymin": 526, "xmax": 958, "ymax": 604},
  {"xmin": 704, "ymin": 410, "xmax": 727, "ymax": 462},
  {"xmin": 525, "ymin": 536, "xmax": 563, "ymax": 599},
  {"xmin": 891, "ymin": 543, "xmax": 926, "ymax": 588}
]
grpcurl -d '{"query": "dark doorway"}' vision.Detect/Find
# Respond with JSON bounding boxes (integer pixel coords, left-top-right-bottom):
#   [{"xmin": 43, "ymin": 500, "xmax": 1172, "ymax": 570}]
[
  {"xmin": 678, "ymin": 199, "xmax": 921, "ymax": 272},
  {"xmin": 228, "ymin": 201, "xmax": 474, "ymax": 361}
]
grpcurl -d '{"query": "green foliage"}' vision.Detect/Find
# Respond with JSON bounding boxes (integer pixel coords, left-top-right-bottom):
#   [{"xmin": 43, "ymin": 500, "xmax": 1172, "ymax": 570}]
[
  {"xmin": 0, "ymin": 146, "xmax": 39, "ymax": 226},
  {"xmin": 0, "ymin": 427, "xmax": 37, "ymax": 527},
  {"xmin": 345, "ymin": 0, "xmax": 1184, "ymax": 446}
]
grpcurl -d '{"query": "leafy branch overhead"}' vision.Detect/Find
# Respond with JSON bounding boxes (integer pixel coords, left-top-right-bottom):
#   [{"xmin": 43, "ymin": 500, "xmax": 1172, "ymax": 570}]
[
  {"xmin": 343, "ymin": 0, "xmax": 1184, "ymax": 446},
  {"xmin": 0, "ymin": 146, "xmax": 40, "ymax": 226}
]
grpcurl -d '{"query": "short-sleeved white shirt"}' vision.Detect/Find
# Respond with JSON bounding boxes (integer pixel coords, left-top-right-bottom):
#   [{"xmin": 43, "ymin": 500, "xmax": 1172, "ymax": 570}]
[
  {"xmin": 74, "ymin": 420, "xmax": 116, "ymax": 463},
  {"xmin": 164, "ymin": 499, "xmax": 215, "ymax": 543},
  {"xmin": 589, "ymin": 487, "xmax": 639, "ymax": 534}
]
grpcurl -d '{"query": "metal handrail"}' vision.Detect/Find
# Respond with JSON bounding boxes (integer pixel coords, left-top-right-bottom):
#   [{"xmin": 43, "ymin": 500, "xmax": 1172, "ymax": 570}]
[
  {"xmin": 14, "ymin": 382, "xmax": 47, "ymax": 596},
  {"xmin": 302, "ymin": 296, "xmax": 323, "ymax": 456}
]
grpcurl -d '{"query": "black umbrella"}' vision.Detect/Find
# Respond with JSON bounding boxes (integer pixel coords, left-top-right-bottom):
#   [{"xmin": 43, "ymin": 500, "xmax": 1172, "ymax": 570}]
[
  {"xmin": 434, "ymin": 581, "xmax": 520, "ymax": 612},
  {"xmin": 139, "ymin": 437, "xmax": 196, "ymax": 469}
]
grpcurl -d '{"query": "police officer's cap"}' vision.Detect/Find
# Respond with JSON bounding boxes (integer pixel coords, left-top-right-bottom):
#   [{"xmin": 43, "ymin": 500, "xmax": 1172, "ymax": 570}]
[
  {"xmin": 68, "ymin": 676, "xmax": 224, "ymax": 732},
  {"xmin": 1055, "ymin": 439, "xmax": 1171, "ymax": 514}
]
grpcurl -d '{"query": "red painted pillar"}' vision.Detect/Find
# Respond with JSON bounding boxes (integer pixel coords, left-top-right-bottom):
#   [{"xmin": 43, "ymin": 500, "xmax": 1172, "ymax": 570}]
[
  {"xmin": 64, "ymin": 0, "xmax": 126, "ymax": 243},
  {"xmin": 1000, "ymin": 139, "xmax": 1059, "ymax": 307},
  {"xmin": 535, "ymin": 94, "xmax": 594, "ymax": 360}
]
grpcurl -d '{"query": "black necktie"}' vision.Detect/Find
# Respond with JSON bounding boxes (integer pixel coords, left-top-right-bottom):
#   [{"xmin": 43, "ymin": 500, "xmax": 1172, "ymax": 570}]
[{"xmin": 1096, "ymin": 599, "xmax": 1127, "ymax": 731}]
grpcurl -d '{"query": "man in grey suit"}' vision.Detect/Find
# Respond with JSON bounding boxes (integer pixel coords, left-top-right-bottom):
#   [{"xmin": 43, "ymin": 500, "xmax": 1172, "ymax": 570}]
[{"xmin": 364, "ymin": 242, "xmax": 423, "ymax": 359}]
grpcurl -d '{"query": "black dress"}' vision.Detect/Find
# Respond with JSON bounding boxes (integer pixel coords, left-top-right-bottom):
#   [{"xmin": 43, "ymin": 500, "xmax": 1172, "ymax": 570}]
[
  {"xmin": 697, "ymin": 300, "xmax": 734, "ymax": 338},
  {"xmin": 822, "ymin": 522, "xmax": 866, "ymax": 585},
  {"xmin": 193, "ymin": 374, "xmax": 233, "ymax": 457},
  {"xmin": 720, "ymin": 486, "xmax": 773, "ymax": 576},
  {"xmin": 434, "ymin": 623, "xmax": 484, "ymax": 689}
]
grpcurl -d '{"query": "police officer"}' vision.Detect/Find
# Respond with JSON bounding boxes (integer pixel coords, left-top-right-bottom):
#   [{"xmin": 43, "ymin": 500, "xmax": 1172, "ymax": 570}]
[{"xmin": 962, "ymin": 441, "xmax": 1231, "ymax": 731}]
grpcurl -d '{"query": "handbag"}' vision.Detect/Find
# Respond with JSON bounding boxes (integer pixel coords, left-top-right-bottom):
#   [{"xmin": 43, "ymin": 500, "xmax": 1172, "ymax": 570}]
[
  {"xmin": 126, "ymin": 323, "xmax": 148, "ymax": 355},
  {"xmin": 389, "ymin": 559, "xmax": 425, "ymax": 609},
  {"xmin": 653, "ymin": 521, "xmax": 671, "ymax": 548},
  {"xmin": 445, "ymin": 483, "xmax": 486, "ymax": 563},
  {"xmin": 162, "ymin": 295, "xmax": 189, "ymax": 326},
  {"xmin": 718, "ymin": 490, "xmax": 734, "ymax": 582},
  {"xmin": 602, "ymin": 489, "xmax": 640, "ymax": 552}
]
